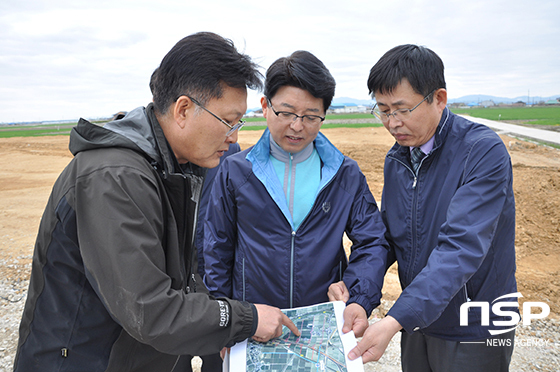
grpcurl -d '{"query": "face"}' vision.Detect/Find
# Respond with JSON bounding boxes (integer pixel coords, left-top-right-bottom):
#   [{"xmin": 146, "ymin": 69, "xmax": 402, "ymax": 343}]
[
  {"xmin": 169, "ymin": 85, "xmax": 247, "ymax": 167},
  {"xmin": 374, "ymin": 79, "xmax": 447, "ymax": 148},
  {"xmin": 262, "ymin": 86, "xmax": 324, "ymax": 154}
]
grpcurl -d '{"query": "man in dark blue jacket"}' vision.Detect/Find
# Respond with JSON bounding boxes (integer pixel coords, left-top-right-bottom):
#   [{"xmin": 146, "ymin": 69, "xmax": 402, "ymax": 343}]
[
  {"xmin": 345, "ymin": 45, "xmax": 517, "ymax": 371},
  {"xmin": 203, "ymin": 50, "xmax": 389, "ymax": 336}
]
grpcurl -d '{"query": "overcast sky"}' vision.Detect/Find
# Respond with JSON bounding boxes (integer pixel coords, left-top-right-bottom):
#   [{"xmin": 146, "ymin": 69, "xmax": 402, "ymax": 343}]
[{"xmin": 1, "ymin": 0, "xmax": 559, "ymax": 123}]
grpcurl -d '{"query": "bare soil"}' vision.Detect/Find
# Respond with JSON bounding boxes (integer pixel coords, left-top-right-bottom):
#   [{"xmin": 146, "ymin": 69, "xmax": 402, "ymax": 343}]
[{"xmin": 0, "ymin": 126, "xmax": 559, "ymax": 370}]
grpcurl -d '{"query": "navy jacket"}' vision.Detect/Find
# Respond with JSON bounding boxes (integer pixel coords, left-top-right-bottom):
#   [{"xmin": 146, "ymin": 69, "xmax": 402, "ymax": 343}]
[
  {"xmin": 383, "ymin": 108, "xmax": 517, "ymax": 341},
  {"xmin": 203, "ymin": 129, "xmax": 389, "ymax": 313}
]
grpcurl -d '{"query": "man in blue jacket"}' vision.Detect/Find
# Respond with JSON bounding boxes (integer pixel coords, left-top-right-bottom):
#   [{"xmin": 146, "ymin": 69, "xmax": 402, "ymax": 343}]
[
  {"xmin": 345, "ymin": 45, "xmax": 517, "ymax": 371},
  {"xmin": 203, "ymin": 50, "xmax": 389, "ymax": 335}
]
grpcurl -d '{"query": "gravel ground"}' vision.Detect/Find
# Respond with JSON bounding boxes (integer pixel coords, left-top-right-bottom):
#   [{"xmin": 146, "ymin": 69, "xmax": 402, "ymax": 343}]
[{"xmin": 2, "ymin": 274, "xmax": 558, "ymax": 372}]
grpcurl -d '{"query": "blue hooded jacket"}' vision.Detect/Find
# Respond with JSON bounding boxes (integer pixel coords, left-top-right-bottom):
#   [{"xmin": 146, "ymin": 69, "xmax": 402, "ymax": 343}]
[{"xmin": 203, "ymin": 129, "xmax": 389, "ymax": 313}]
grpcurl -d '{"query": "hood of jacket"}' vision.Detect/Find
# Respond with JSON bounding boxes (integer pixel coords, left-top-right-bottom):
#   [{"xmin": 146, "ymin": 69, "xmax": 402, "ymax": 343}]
[{"xmin": 69, "ymin": 104, "xmax": 178, "ymax": 173}]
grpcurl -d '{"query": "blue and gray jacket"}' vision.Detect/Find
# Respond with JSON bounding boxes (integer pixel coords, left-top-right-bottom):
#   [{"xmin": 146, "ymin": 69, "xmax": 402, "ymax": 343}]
[{"xmin": 203, "ymin": 129, "xmax": 389, "ymax": 313}]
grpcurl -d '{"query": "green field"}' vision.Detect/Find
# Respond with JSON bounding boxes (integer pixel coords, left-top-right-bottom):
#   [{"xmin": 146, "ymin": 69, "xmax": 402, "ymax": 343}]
[
  {"xmin": 0, "ymin": 123, "xmax": 76, "ymax": 138},
  {"xmin": 0, "ymin": 115, "xmax": 382, "ymax": 138},
  {"xmin": 450, "ymin": 106, "xmax": 560, "ymax": 126},
  {"xmin": 1, "ymin": 107, "xmax": 558, "ymax": 138}
]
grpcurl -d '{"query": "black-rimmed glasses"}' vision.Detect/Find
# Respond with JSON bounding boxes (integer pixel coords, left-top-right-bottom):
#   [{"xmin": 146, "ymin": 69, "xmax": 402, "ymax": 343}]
[
  {"xmin": 371, "ymin": 90, "xmax": 437, "ymax": 123},
  {"xmin": 267, "ymin": 98, "xmax": 325, "ymax": 125},
  {"xmin": 187, "ymin": 96, "xmax": 245, "ymax": 137}
]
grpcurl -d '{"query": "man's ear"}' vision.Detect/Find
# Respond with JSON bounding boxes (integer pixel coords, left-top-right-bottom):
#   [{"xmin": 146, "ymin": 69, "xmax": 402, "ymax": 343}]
[
  {"xmin": 434, "ymin": 88, "xmax": 448, "ymax": 110},
  {"xmin": 260, "ymin": 96, "xmax": 269, "ymax": 119},
  {"xmin": 173, "ymin": 96, "xmax": 194, "ymax": 129}
]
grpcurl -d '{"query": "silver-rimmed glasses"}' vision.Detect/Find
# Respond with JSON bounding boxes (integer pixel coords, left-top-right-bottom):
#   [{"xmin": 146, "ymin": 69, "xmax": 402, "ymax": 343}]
[
  {"xmin": 187, "ymin": 96, "xmax": 245, "ymax": 137},
  {"xmin": 371, "ymin": 89, "xmax": 436, "ymax": 123}
]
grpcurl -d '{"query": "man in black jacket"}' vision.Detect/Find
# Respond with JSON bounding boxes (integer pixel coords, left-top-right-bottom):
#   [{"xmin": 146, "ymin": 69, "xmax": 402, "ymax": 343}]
[{"xmin": 14, "ymin": 32, "xmax": 298, "ymax": 372}]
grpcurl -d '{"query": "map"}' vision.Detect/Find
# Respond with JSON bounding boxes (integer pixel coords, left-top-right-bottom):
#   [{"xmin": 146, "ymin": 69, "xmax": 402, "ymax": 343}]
[{"xmin": 226, "ymin": 301, "xmax": 363, "ymax": 372}]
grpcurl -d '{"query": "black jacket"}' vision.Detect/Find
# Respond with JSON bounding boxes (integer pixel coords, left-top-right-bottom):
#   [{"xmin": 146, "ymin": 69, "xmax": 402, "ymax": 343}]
[{"xmin": 14, "ymin": 104, "xmax": 256, "ymax": 372}]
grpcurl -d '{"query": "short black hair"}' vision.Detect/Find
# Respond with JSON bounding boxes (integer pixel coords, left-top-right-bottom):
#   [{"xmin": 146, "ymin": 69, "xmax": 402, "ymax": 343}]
[
  {"xmin": 264, "ymin": 50, "xmax": 336, "ymax": 112},
  {"xmin": 367, "ymin": 44, "xmax": 446, "ymax": 103},
  {"xmin": 150, "ymin": 32, "xmax": 263, "ymax": 114}
]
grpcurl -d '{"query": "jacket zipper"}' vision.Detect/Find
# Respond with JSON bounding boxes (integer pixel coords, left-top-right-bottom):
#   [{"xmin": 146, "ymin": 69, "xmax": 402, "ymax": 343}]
[
  {"xmin": 288, "ymin": 153, "xmax": 295, "ymax": 308},
  {"xmin": 181, "ymin": 174, "xmax": 192, "ymax": 294},
  {"xmin": 290, "ymin": 230, "xmax": 296, "ymax": 308},
  {"xmin": 188, "ymin": 176, "xmax": 202, "ymax": 294},
  {"xmin": 409, "ymin": 177, "xmax": 420, "ymax": 284},
  {"xmin": 389, "ymin": 155, "xmax": 420, "ymax": 284},
  {"xmin": 184, "ymin": 173, "xmax": 203, "ymax": 294},
  {"xmin": 288, "ymin": 157, "xmax": 339, "ymax": 308}
]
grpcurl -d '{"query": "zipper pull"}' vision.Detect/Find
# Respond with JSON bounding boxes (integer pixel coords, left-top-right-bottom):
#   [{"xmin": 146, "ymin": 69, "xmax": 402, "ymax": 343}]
[
  {"xmin": 191, "ymin": 273, "xmax": 197, "ymax": 293},
  {"xmin": 413, "ymin": 176, "xmax": 417, "ymax": 189}
]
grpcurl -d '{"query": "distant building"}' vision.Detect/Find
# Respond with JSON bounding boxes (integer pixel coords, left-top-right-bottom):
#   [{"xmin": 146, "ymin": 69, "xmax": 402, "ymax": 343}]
[
  {"xmin": 327, "ymin": 103, "xmax": 368, "ymax": 114},
  {"xmin": 244, "ymin": 109, "xmax": 263, "ymax": 118},
  {"xmin": 448, "ymin": 102, "xmax": 469, "ymax": 108},
  {"xmin": 480, "ymin": 100, "xmax": 496, "ymax": 107}
]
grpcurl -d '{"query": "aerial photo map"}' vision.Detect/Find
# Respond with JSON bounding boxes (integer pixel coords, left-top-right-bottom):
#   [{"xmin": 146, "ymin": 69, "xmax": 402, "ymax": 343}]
[{"xmin": 226, "ymin": 301, "xmax": 363, "ymax": 372}]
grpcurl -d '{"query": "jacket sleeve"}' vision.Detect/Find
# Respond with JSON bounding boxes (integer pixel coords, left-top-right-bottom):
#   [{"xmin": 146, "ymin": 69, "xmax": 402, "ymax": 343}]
[
  {"xmin": 342, "ymin": 165, "xmax": 390, "ymax": 315},
  {"xmin": 387, "ymin": 136, "xmax": 513, "ymax": 333},
  {"xmin": 203, "ymin": 158, "xmax": 237, "ymax": 299},
  {"xmin": 75, "ymin": 160, "xmax": 254, "ymax": 356}
]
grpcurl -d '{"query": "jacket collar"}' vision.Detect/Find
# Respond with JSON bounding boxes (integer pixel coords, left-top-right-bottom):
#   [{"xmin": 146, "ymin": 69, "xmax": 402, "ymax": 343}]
[
  {"xmin": 248, "ymin": 128, "xmax": 344, "ymax": 171},
  {"xmin": 269, "ymin": 136, "xmax": 315, "ymax": 164}
]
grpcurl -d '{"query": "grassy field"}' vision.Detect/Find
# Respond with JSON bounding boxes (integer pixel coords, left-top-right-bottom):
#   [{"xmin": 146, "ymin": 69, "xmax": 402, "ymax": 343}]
[
  {"xmin": 0, "ymin": 115, "xmax": 382, "ymax": 138},
  {"xmin": 450, "ymin": 106, "xmax": 560, "ymax": 126},
  {"xmin": 1, "ymin": 107, "xmax": 558, "ymax": 138}
]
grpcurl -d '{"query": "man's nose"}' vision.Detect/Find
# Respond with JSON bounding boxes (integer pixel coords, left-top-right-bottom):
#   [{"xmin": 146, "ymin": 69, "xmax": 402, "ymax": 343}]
[
  {"xmin": 226, "ymin": 129, "xmax": 239, "ymax": 143},
  {"xmin": 387, "ymin": 114, "xmax": 403, "ymax": 128},
  {"xmin": 289, "ymin": 116, "xmax": 304, "ymax": 131}
]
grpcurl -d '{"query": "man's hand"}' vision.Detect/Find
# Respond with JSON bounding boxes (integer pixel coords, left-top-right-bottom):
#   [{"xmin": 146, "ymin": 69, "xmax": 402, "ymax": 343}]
[
  {"xmin": 252, "ymin": 304, "xmax": 301, "ymax": 342},
  {"xmin": 341, "ymin": 303, "xmax": 369, "ymax": 337},
  {"xmin": 347, "ymin": 315, "xmax": 402, "ymax": 363},
  {"xmin": 328, "ymin": 281, "xmax": 349, "ymax": 302}
]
